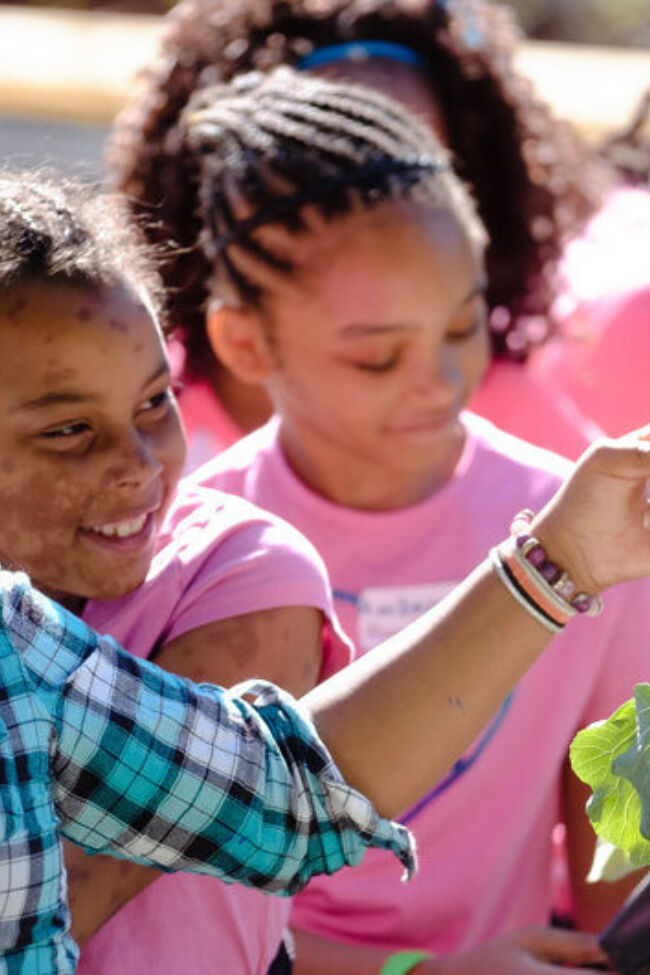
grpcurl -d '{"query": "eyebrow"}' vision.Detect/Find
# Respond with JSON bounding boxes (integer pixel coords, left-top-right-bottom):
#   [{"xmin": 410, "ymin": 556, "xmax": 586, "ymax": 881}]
[
  {"xmin": 337, "ymin": 276, "xmax": 488, "ymax": 341},
  {"xmin": 17, "ymin": 361, "xmax": 171, "ymax": 411}
]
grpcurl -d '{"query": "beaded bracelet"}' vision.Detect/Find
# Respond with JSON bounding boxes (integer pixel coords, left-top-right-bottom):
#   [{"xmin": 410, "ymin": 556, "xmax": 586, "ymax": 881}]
[
  {"xmin": 491, "ymin": 510, "xmax": 603, "ymax": 633},
  {"xmin": 509, "ymin": 509, "xmax": 603, "ymax": 618}
]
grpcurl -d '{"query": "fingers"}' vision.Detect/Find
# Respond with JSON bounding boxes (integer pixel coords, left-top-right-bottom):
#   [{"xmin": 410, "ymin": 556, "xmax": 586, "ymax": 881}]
[
  {"xmin": 580, "ymin": 436, "xmax": 650, "ymax": 480},
  {"xmin": 518, "ymin": 927, "xmax": 612, "ymax": 968}
]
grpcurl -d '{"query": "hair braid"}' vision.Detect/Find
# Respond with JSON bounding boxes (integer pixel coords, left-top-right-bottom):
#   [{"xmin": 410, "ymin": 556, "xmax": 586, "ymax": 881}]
[
  {"xmin": 107, "ymin": 0, "xmax": 604, "ymax": 374},
  {"xmin": 183, "ymin": 69, "xmax": 480, "ymax": 309},
  {"xmin": 0, "ymin": 170, "xmax": 165, "ymax": 323}
]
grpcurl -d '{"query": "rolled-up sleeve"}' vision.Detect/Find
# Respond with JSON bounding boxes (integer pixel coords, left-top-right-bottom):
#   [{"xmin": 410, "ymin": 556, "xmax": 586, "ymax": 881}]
[{"xmin": 51, "ymin": 638, "xmax": 415, "ymax": 895}]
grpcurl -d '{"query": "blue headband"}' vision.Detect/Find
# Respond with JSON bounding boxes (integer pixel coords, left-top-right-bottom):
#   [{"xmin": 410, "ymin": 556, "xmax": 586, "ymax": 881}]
[{"xmin": 297, "ymin": 40, "xmax": 428, "ymax": 73}]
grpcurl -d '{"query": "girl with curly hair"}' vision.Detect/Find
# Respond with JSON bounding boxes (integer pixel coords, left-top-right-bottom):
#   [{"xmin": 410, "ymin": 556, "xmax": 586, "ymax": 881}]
[{"xmin": 106, "ymin": 0, "xmax": 608, "ymax": 467}]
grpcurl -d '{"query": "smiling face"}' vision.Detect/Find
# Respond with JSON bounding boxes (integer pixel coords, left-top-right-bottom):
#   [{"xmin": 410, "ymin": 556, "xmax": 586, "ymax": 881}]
[
  {"xmin": 229, "ymin": 198, "xmax": 489, "ymax": 509},
  {"xmin": 0, "ymin": 278, "xmax": 186, "ymax": 607}
]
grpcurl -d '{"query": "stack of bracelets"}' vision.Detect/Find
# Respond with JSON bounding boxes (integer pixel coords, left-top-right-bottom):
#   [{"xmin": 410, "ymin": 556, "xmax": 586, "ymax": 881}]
[{"xmin": 491, "ymin": 509, "xmax": 603, "ymax": 634}]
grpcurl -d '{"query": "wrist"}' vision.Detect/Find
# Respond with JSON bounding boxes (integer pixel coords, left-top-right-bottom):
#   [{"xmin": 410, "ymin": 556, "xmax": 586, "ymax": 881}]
[{"xmin": 531, "ymin": 515, "xmax": 601, "ymax": 597}]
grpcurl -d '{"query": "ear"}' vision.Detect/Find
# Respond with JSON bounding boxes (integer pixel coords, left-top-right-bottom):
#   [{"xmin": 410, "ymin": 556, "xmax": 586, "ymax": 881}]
[{"xmin": 206, "ymin": 301, "xmax": 275, "ymax": 385}]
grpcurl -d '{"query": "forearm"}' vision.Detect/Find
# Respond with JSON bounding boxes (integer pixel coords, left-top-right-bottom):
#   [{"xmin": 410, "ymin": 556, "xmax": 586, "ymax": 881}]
[
  {"xmin": 55, "ymin": 643, "xmax": 411, "ymax": 893},
  {"xmin": 302, "ymin": 558, "xmax": 553, "ymax": 818},
  {"xmin": 64, "ymin": 842, "xmax": 158, "ymax": 945}
]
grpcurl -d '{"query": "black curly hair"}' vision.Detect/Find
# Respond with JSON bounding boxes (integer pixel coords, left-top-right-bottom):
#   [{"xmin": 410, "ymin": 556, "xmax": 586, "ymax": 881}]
[
  {"xmin": 106, "ymin": 0, "xmax": 605, "ymax": 378},
  {"xmin": 0, "ymin": 169, "xmax": 165, "ymax": 318},
  {"xmin": 183, "ymin": 68, "xmax": 485, "ymax": 311}
]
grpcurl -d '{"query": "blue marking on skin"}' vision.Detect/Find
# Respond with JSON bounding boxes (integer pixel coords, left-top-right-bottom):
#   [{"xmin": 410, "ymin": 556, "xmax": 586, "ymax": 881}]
[{"xmin": 400, "ymin": 692, "xmax": 515, "ymax": 824}]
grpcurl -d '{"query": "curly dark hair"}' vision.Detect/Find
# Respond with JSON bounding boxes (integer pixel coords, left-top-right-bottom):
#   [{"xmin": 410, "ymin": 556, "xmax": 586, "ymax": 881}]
[
  {"xmin": 0, "ymin": 169, "xmax": 165, "ymax": 319},
  {"xmin": 106, "ymin": 0, "xmax": 605, "ymax": 378},
  {"xmin": 183, "ymin": 68, "xmax": 485, "ymax": 309}
]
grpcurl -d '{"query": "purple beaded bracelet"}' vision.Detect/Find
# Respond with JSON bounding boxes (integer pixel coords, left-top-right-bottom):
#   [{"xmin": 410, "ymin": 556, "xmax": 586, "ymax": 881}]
[{"xmin": 510, "ymin": 510, "xmax": 603, "ymax": 617}]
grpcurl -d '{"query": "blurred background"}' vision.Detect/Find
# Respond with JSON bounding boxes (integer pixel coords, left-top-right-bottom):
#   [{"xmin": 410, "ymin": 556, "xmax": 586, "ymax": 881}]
[
  {"xmin": 1, "ymin": 0, "xmax": 649, "ymax": 177},
  {"xmin": 4, "ymin": 0, "xmax": 650, "ymax": 45}
]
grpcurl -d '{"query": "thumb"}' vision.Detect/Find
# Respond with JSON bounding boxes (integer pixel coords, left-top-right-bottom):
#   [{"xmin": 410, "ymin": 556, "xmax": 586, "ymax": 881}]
[
  {"xmin": 529, "ymin": 927, "xmax": 610, "ymax": 966},
  {"xmin": 580, "ymin": 434, "xmax": 650, "ymax": 481}
]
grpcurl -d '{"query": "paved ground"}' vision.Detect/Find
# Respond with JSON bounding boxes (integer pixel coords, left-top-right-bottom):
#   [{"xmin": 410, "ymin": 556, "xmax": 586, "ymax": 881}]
[{"xmin": 1, "ymin": 114, "xmax": 108, "ymax": 179}]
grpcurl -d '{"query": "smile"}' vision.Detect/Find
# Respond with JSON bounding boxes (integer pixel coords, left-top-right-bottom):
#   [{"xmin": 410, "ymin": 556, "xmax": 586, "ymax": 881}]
[{"xmin": 87, "ymin": 513, "xmax": 148, "ymax": 538}]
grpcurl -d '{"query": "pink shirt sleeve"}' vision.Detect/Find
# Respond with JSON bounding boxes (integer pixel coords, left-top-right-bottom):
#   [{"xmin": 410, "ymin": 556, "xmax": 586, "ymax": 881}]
[{"xmin": 163, "ymin": 491, "xmax": 352, "ymax": 681}]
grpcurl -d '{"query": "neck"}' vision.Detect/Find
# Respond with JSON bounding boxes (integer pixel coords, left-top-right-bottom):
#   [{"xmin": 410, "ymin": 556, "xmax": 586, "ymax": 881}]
[
  {"xmin": 210, "ymin": 363, "xmax": 273, "ymax": 435},
  {"xmin": 38, "ymin": 584, "xmax": 86, "ymax": 617},
  {"xmin": 278, "ymin": 418, "xmax": 465, "ymax": 511}
]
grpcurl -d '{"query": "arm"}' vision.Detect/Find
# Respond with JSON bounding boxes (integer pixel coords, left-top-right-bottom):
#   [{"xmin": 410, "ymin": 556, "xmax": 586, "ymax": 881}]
[
  {"xmin": 302, "ymin": 434, "xmax": 650, "ymax": 818},
  {"xmin": 53, "ymin": 639, "xmax": 413, "ymax": 893},
  {"xmin": 292, "ymin": 926, "xmax": 611, "ymax": 974},
  {"xmin": 14, "ymin": 435, "xmax": 650, "ymax": 907},
  {"xmin": 66, "ymin": 603, "xmax": 322, "ymax": 945}
]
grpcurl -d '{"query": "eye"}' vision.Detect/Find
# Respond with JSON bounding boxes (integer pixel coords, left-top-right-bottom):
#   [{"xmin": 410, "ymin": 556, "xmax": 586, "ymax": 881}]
[
  {"xmin": 40, "ymin": 421, "xmax": 91, "ymax": 440},
  {"xmin": 138, "ymin": 388, "xmax": 173, "ymax": 415},
  {"xmin": 446, "ymin": 300, "xmax": 488, "ymax": 344},
  {"xmin": 354, "ymin": 352, "xmax": 401, "ymax": 373}
]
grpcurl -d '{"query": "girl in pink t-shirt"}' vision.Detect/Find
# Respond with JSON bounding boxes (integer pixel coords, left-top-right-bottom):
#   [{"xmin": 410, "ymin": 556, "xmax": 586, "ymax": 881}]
[
  {"xmin": 0, "ymin": 171, "xmax": 351, "ymax": 975},
  {"xmin": 180, "ymin": 70, "xmax": 650, "ymax": 974},
  {"xmin": 108, "ymin": 0, "xmax": 610, "ymax": 464}
]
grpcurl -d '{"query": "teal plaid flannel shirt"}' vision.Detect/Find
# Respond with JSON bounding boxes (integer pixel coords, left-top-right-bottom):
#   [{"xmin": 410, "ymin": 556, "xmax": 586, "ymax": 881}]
[{"xmin": 0, "ymin": 571, "xmax": 414, "ymax": 973}]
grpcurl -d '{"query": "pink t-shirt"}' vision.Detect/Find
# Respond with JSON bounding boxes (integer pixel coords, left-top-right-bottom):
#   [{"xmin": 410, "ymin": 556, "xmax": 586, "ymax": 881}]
[
  {"xmin": 77, "ymin": 483, "xmax": 351, "ymax": 975},
  {"xmin": 195, "ymin": 413, "xmax": 650, "ymax": 955},
  {"xmin": 531, "ymin": 188, "xmax": 650, "ymax": 438}
]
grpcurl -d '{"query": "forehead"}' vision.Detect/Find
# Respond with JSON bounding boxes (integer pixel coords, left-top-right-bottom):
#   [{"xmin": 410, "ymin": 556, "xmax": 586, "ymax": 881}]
[
  {"xmin": 268, "ymin": 199, "xmax": 480, "ymax": 295},
  {"xmin": 0, "ymin": 279, "xmax": 164, "ymax": 397},
  {"xmin": 0, "ymin": 277, "xmax": 159, "ymax": 336}
]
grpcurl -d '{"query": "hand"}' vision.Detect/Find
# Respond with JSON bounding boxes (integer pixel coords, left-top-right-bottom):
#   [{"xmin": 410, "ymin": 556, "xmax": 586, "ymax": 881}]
[
  {"xmin": 418, "ymin": 927, "xmax": 613, "ymax": 974},
  {"xmin": 532, "ymin": 430, "xmax": 650, "ymax": 594}
]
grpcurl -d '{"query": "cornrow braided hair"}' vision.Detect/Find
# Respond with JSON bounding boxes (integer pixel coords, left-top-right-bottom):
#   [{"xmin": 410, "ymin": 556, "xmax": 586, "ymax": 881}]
[
  {"xmin": 0, "ymin": 170, "xmax": 165, "ymax": 322},
  {"xmin": 183, "ymin": 68, "xmax": 484, "ymax": 307},
  {"xmin": 107, "ymin": 0, "xmax": 606, "ymax": 376}
]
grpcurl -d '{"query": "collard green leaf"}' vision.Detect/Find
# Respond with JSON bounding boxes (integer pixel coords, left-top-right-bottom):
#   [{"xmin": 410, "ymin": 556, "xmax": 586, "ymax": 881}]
[{"xmin": 570, "ymin": 686, "xmax": 650, "ymax": 869}]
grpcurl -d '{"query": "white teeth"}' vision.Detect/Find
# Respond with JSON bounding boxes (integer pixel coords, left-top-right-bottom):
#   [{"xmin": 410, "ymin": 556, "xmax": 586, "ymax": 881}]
[{"xmin": 89, "ymin": 513, "xmax": 148, "ymax": 539}]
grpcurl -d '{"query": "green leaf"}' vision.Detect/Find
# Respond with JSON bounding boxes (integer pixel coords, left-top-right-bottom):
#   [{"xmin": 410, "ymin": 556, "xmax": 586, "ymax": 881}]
[{"xmin": 570, "ymin": 685, "xmax": 650, "ymax": 869}]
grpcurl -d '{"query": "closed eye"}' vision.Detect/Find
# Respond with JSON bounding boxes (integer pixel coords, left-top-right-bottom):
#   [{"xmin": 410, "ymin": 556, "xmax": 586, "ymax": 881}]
[
  {"xmin": 354, "ymin": 352, "xmax": 401, "ymax": 373},
  {"xmin": 40, "ymin": 421, "xmax": 91, "ymax": 439}
]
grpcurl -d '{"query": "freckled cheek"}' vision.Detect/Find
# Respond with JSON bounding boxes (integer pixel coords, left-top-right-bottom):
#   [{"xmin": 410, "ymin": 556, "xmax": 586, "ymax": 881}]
[{"xmin": 0, "ymin": 469, "xmax": 87, "ymax": 570}]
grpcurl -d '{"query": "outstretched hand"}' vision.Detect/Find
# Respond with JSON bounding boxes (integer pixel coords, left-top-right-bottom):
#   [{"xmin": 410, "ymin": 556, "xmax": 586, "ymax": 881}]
[
  {"xmin": 418, "ymin": 927, "xmax": 613, "ymax": 974},
  {"xmin": 532, "ymin": 430, "xmax": 650, "ymax": 595}
]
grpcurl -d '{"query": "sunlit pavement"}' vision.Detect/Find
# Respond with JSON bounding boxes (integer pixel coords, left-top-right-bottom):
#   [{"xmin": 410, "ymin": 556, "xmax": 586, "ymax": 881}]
[{"xmin": 1, "ymin": 114, "xmax": 107, "ymax": 176}]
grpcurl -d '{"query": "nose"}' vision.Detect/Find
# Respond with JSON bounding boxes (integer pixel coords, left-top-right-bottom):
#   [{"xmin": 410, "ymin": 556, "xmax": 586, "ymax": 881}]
[
  {"xmin": 408, "ymin": 347, "xmax": 462, "ymax": 406},
  {"xmin": 103, "ymin": 429, "xmax": 163, "ymax": 491}
]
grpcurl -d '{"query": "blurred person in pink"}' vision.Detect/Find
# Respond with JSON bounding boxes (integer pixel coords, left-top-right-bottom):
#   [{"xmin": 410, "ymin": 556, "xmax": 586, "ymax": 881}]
[
  {"xmin": 183, "ymin": 69, "xmax": 650, "ymax": 974},
  {"xmin": 107, "ymin": 0, "xmax": 616, "ymax": 465}
]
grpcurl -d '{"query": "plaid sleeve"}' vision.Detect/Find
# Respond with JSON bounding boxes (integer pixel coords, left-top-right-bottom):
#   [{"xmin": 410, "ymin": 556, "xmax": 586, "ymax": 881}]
[
  {"xmin": 52, "ymin": 643, "xmax": 414, "ymax": 894},
  {"xmin": 0, "ymin": 581, "xmax": 411, "ymax": 898}
]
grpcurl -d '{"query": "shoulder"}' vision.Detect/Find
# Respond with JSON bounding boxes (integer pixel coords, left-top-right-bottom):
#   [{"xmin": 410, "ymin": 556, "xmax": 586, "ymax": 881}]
[
  {"xmin": 463, "ymin": 411, "xmax": 572, "ymax": 495},
  {"xmin": 1, "ymin": 570, "xmax": 101, "ymax": 689}
]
